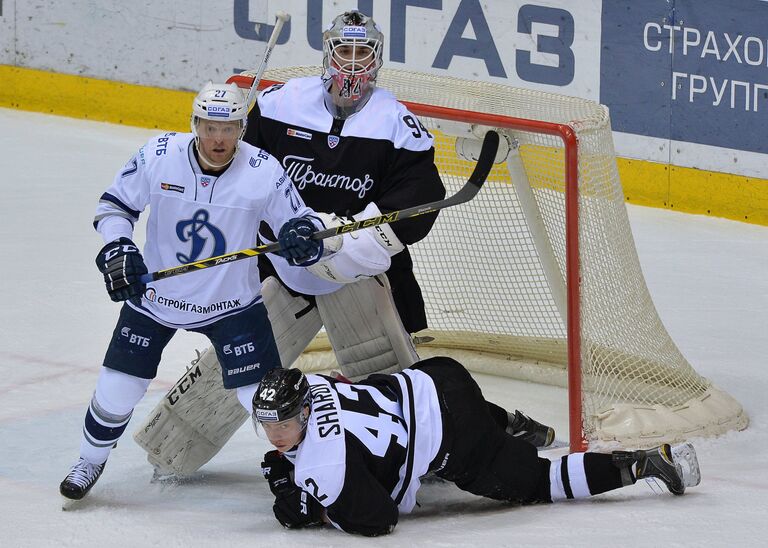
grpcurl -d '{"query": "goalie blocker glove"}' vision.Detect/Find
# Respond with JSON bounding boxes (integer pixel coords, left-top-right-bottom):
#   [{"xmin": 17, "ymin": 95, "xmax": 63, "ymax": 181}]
[
  {"xmin": 95, "ymin": 237, "xmax": 148, "ymax": 302},
  {"xmin": 261, "ymin": 450, "xmax": 325, "ymax": 529}
]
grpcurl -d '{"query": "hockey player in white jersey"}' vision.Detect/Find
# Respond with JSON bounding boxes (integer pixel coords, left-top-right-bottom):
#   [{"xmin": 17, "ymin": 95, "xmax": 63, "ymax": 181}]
[
  {"xmin": 59, "ymin": 82, "xmax": 330, "ymax": 501},
  {"xmin": 134, "ymin": 9, "xmax": 556, "ymax": 479},
  {"xmin": 253, "ymin": 359, "xmax": 702, "ymax": 537}
]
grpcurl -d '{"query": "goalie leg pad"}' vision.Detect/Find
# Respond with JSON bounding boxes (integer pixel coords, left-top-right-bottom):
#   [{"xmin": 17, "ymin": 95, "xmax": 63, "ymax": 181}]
[
  {"xmin": 133, "ymin": 277, "xmax": 322, "ymax": 477},
  {"xmin": 132, "ymin": 346, "xmax": 249, "ymax": 477},
  {"xmin": 262, "ymin": 276, "xmax": 324, "ymax": 368},
  {"xmin": 317, "ymin": 275, "xmax": 419, "ymax": 381}
]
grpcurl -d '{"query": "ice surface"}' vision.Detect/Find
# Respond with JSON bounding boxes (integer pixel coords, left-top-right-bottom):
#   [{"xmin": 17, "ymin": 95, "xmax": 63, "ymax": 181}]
[{"xmin": 1, "ymin": 108, "xmax": 767, "ymax": 547}]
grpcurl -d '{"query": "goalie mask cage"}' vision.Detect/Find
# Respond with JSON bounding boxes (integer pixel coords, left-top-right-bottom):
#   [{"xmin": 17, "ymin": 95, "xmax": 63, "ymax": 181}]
[{"xmin": 235, "ymin": 67, "xmax": 748, "ymax": 452}]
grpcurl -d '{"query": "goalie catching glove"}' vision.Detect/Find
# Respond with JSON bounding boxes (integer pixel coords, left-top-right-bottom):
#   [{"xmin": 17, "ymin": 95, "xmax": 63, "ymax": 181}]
[
  {"xmin": 261, "ymin": 450, "xmax": 325, "ymax": 529},
  {"xmin": 307, "ymin": 202, "xmax": 405, "ymax": 284},
  {"xmin": 95, "ymin": 237, "xmax": 148, "ymax": 302}
]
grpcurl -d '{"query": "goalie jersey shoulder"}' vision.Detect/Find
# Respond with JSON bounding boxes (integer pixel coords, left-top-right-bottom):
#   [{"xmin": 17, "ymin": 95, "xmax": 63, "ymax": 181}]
[
  {"xmin": 256, "ymin": 76, "xmax": 433, "ymax": 152},
  {"xmin": 257, "ymin": 76, "xmax": 329, "ymax": 133},
  {"xmin": 343, "ymin": 87, "xmax": 434, "ymax": 152}
]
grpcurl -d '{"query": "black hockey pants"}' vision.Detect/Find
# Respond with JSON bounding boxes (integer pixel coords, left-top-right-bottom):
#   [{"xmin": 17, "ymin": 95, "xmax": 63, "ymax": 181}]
[{"xmin": 415, "ymin": 357, "xmax": 551, "ymax": 504}]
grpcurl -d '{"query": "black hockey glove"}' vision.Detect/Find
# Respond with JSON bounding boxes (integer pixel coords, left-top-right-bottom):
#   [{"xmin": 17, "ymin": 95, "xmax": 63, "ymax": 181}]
[
  {"xmin": 261, "ymin": 450, "xmax": 324, "ymax": 529},
  {"xmin": 95, "ymin": 237, "xmax": 148, "ymax": 302},
  {"xmin": 276, "ymin": 216, "xmax": 323, "ymax": 266},
  {"xmin": 273, "ymin": 487, "xmax": 325, "ymax": 529},
  {"xmin": 261, "ymin": 450, "xmax": 295, "ymax": 496}
]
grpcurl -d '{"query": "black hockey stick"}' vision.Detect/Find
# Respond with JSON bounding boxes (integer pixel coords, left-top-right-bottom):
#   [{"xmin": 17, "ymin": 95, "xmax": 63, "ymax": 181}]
[{"xmin": 140, "ymin": 130, "xmax": 499, "ymax": 283}]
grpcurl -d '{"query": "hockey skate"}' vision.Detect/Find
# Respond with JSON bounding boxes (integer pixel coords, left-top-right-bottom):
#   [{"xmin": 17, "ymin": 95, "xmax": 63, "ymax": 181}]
[
  {"xmin": 507, "ymin": 410, "xmax": 556, "ymax": 448},
  {"xmin": 670, "ymin": 442, "xmax": 701, "ymax": 489},
  {"xmin": 634, "ymin": 444, "xmax": 685, "ymax": 495},
  {"xmin": 60, "ymin": 457, "xmax": 107, "ymax": 500},
  {"xmin": 614, "ymin": 443, "xmax": 700, "ymax": 496}
]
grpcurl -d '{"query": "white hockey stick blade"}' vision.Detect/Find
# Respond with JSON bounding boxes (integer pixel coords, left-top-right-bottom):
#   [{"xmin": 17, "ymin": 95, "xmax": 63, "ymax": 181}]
[{"xmin": 671, "ymin": 442, "xmax": 701, "ymax": 488}]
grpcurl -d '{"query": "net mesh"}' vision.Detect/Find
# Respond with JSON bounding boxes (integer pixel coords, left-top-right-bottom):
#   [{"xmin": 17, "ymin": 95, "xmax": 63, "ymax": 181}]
[{"xmin": 259, "ymin": 67, "xmax": 747, "ymax": 448}]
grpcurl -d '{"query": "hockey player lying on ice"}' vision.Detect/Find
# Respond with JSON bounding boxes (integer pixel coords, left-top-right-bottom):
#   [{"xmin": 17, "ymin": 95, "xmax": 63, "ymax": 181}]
[{"xmin": 253, "ymin": 357, "xmax": 701, "ymax": 537}]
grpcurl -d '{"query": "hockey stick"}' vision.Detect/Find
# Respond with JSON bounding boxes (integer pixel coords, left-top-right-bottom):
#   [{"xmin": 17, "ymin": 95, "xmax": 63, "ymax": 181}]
[
  {"xmin": 244, "ymin": 11, "xmax": 291, "ymax": 112},
  {"xmin": 140, "ymin": 130, "xmax": 499, "ymax": 283}
]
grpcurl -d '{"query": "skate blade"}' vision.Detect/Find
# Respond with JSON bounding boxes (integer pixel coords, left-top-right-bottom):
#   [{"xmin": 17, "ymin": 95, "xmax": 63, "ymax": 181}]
[
  {"xmin": 671, "ymin": 442, "xmax": 701, "ymax": 488},
  {"xmin": 538, "ymin": 438, "xmax": 569, "ymax": 451},
  {"xmin": 61, "ymin": 496, "xmax": 92, "ymax": 511}
]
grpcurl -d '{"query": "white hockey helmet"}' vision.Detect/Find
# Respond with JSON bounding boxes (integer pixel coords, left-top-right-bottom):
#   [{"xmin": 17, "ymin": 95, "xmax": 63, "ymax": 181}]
[
  {"xmin": 190, "ymin": 82, "xmax": 248, "ymax": 168},
  {"xmin": 321, "ymin": 10, "xmax": 384, "ymax": 119}
]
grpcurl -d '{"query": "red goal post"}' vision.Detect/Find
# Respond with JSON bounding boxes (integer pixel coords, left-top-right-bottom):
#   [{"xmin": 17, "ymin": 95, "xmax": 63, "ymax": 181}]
[{"xmin": 228, "ymin": 67, "xmax": 747, "ymax": 452}]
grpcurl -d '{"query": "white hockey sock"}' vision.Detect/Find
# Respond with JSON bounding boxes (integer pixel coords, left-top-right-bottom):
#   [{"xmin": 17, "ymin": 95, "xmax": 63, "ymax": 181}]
[
  {"xmin": 79, "ymin": 367, "xmax": 150, "ymax": 464},
  {"xmin": 549, "ymin": 453, "xmax": 591, "ymax": 501}
]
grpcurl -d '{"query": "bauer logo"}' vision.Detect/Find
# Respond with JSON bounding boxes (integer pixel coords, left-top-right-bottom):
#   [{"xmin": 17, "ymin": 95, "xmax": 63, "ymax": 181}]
[
  {"xmin": 342, "ymin": 26, "xmax": 366, "ymax": 38},
  {"xmin": 227, "ymin": 363, "xmax": 261, "ymax": 375},
  {"xmin": 207, "ymin": 105, "xmax": 231, "ymax": 118}
]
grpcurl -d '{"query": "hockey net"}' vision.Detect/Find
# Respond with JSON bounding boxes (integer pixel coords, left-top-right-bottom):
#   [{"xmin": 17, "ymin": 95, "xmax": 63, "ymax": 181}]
[{"xmin": 246, "ymin": 67, "xmax": 747, "ymax": 451}]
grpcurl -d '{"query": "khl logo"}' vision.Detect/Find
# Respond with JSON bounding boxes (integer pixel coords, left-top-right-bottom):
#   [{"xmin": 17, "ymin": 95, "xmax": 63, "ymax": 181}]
[{"xmin": 175, "ymin": 209, "xmax": 226, "ymax": 264}]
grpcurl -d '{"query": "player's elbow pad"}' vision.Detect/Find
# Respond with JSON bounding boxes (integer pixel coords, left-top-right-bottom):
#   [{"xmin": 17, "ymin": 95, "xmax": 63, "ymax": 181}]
[{"xmin": 307, "ymin": 202, "xmax": 405, "ymax": 284}]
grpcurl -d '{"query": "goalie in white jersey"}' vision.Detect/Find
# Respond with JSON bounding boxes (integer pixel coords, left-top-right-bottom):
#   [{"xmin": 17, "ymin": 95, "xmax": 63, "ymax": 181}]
[
  {"xmin": 59, "ymin": 82, "xmax": 331, "ymax": 501},
  {"xmin": 253, "ymin": 358, "xmax": 702, "ymax": 537}
]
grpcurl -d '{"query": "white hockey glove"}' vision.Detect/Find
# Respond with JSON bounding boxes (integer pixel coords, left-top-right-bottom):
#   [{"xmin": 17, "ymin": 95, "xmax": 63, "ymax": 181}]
[{"xmin": 307, "ymin": 202, "xmax": 405, "ymax": 284}]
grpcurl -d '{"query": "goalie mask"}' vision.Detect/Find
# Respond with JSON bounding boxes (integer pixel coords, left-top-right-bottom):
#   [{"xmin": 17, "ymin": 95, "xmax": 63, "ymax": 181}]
[
  {"xmin": 190, "ymin": 82, "xmax": 248, "ymax": 169},
  {"xmin": 321, "ymin": 10, "xmax": 384, "ymax": 120}
]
